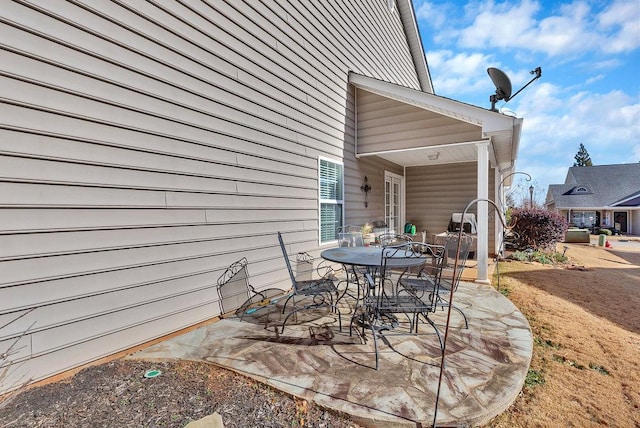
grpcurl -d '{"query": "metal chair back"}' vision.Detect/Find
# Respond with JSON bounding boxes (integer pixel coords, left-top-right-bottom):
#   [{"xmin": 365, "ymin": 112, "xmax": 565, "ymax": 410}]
[
  {"xmin": 378, "ymin": 232, "xmax": 413, "ymax": 246},
  {"xmin": 277, "ymin": 232, "xmax": 299, "ymax": 289},
  {"xmin": 338, "ymin": 231, "xmax": 364, "ymax": 247},
  {"xmin": 216, "ymin": 257, "xmax": 253, "ymax": 315}
]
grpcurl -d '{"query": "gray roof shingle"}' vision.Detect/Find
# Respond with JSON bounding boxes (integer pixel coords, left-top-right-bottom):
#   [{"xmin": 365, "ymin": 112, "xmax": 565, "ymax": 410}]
[{"xmin": 547, "ymin": 163, "xmax": 640, "ymax": 208}]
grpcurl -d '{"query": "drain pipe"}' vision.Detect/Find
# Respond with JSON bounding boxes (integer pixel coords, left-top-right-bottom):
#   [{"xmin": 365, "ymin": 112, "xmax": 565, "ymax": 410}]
[{"xmin": 433, "ymin": 198, "xmax": 510, "ymax": 427}]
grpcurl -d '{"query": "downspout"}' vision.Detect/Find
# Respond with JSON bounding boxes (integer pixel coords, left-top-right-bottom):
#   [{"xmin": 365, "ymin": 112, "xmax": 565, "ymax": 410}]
[
  {"xmin": 354, "ymin": 82, "xmax": 358, "ymax": 157},
  {"xmin": 403, "ymin": 165, "xmax": 407, "ymax": 231}
]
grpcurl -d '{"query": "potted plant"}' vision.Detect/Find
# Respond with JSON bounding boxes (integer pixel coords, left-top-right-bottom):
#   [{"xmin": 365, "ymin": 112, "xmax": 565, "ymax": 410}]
[{"xmin": 361, "ymin": 223, "xmax": 375, "ymax": 246}]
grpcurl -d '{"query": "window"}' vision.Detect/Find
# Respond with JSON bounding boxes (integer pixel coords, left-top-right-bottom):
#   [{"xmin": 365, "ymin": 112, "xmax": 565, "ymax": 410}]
[
  {"xmin": 565, "ymin": 186, "xmax": 592, "ymax": 195},
  {"xmin": 319, "ymin": 158, "xmax": 343, "ymax": 244},
  {"xmin": 570, "ymin": 211, "xmax": 596, "ymax": 228}
]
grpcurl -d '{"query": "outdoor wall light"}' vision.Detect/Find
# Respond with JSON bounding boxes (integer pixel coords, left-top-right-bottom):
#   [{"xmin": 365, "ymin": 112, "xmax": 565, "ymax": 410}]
[
  {"xmin": 427, "ymin": 151, "xmax": 440, "ymax": 161},
  {"xmin": 360, "ymin": 176, "xmax": 372, "ymax": 208}
]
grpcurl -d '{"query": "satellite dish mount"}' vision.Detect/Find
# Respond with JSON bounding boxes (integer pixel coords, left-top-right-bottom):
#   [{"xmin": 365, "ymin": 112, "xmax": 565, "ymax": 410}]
[{"xmin": 488, "ymin": 66, "xmax": 542, "ymax": 112}]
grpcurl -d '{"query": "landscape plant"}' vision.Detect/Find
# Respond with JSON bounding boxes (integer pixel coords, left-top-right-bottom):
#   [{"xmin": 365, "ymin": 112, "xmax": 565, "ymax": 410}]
[{"xmin": 509, "ymin": 208, "xmax": 567, "ymax": 251}]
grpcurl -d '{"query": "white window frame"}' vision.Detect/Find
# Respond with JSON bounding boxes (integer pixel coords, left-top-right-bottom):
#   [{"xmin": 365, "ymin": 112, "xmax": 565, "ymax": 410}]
[{"xmin": 318, "ymin": 156, "xmax": 344, "ymax": 245}]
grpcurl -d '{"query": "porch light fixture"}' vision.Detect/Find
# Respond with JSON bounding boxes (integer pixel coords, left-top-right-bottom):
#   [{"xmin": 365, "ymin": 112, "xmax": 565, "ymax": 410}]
[
  {"xmin": 360, "ymin": 176, "xmax": 372, "ymax": 208},
  {"xmin": 427, "ymin": 151, "xmax": 440, "ymax": 161}
]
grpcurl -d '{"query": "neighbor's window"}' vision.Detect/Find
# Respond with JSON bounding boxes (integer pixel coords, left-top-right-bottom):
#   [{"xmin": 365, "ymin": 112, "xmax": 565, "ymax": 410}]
[
  {"xmin": 570, "ymin": 211, "xmax": 596, "ymax": 228},
  {"xmin": 319, "ymin": 158, "xmax": 343, "ymax": 243}
]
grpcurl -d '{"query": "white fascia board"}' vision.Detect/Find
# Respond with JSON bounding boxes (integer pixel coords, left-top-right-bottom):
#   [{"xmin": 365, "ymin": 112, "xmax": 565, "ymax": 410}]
[
  {"xmin": 396, "ymin": 0, "xmax": 433, "ymax": 93},
  {"xmin": 349, "ymin": 72, "xmax": 519, "ymax": 136}
]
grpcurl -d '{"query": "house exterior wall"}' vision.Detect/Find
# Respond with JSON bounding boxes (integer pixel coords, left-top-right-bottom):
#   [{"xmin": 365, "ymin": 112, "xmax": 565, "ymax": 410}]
[
  {"xmin": 630, "ymin": 212, "xmax": 639, "ymax": 235},
  {"xmin": 354, "ymin": 89, "xmax": 480, "ymax": 155},
  {"xmin": 344, "ymin": 155, "xmax": 404, "ymax": 228},
  {"xmin": 405, "ymin": 162, "xmax": 497, "ymax": 255},
  {"xmin": 0, "ymin": 0, "xmax": 421, "ymax": 390}
]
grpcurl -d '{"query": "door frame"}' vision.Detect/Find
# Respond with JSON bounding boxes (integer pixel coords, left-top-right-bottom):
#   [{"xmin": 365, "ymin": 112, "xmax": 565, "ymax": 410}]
[
  {"xmin": 384, "ymin": 170, "xmax": 405, "ymax": 234},
  {"xmin": 614, "ymin": 211, "xmax": 628, "ymax": 233}
]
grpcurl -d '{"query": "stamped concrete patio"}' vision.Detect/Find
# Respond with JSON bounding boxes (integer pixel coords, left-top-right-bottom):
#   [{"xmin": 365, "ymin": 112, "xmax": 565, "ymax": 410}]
[{"xmin": 129, "ymin": 275, "xmax": 532, "ymax": 427}]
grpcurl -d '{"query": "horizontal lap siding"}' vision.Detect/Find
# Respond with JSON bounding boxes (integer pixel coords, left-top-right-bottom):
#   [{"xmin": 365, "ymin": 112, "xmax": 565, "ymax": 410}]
[
  {"xmin": 0, "ymin": 0, "xmax": 419, "ymax": 389},
  {"xmin": 406, "ymin": 162, "xmax": 497, "ymax": 253}
]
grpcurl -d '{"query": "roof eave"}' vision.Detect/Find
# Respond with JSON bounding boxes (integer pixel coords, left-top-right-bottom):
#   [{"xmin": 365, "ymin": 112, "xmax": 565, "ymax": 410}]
[{"xmin": 397, "ymin": 0, "xmax": 433, "ymax": 93}]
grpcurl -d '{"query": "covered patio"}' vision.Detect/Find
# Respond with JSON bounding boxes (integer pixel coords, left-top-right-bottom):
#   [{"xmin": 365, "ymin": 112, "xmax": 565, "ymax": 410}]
[
  {"xmin": 349, "ymin": 73, "xmax": 523, "ymax": 284},
  {"xmin": 130, "ymin": 276, "xmax": 532, "ymax": 427}
]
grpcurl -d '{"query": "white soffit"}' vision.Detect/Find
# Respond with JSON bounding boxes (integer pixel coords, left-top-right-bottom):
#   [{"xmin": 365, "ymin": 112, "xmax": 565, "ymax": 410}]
[{"xmin": 349, "ymin": 73, "xmax": 523, "ymax": 169}]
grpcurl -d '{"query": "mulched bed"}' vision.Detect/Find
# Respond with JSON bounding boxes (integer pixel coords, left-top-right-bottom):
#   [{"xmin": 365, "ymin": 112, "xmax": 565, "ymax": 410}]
[{"xmin": 0, "ymin": 359, "xmax": 362, "ymax": 428}]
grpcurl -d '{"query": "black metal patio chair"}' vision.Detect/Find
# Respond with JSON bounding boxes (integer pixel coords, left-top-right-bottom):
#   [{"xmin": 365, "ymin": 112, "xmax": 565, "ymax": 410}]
[
  {"xmin": 216, "ymin": 257, "xmax": 286, "ymax": 322},
  {"xmin": 378, "ymin": 232, "xmax": 413, "ymax": 246},
  {"xmin": 436, "ymin": 232, "xmax": 473, "ymax": 328},
  {"xmin": 277, "ymin": 232, "xmax": 341, "ymax": 333},
  {"xmin": 353, "ymin": 243, "xmax": 445, "ymax": 370}
]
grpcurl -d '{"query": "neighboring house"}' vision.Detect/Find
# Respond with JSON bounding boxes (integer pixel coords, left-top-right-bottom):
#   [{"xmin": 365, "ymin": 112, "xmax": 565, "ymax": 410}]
[
  {"xmin": 0, "ymin": 1, "xmax": 523, "ymax": 391},
  {"xmin": 546, "ymin": 164, "xmax": 640, "ymax": 235}
]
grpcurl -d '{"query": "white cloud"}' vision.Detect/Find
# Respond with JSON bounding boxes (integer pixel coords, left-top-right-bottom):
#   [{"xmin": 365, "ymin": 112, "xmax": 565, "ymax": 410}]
[
  {"xmin": 598, "ymin": 0, "xmax": 640, "ymax": 53},
  {"xmin": 585, "ymin": 74, "xmax": 605, "ymax": 85},
  {"xmin": 414, "ymin": 1, "xmax": 450, "ymax": 29},
  {"xmin": 416, "ymin": 0, "xmax": 640, "ymax": 57},
  {"xmin": 515, "ymin": 84, "xmax": 640, "ymax": 190},
  {"xmin": 426, "ymin": 50, "xmax": 497, "ymax": 96},
  {"xmin": 457, "ymin": 0, "xmax": 542, "ymax": 50},
  {"xmin": 412, "ymin": 0, "xmax": 640, "ymax": 192}
]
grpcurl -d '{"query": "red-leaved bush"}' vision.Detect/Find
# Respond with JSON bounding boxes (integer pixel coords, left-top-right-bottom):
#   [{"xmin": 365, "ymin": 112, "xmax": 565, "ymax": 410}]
[{"xmin": 509, "ymin": 208, "xmax": 568, "ymax": 251}]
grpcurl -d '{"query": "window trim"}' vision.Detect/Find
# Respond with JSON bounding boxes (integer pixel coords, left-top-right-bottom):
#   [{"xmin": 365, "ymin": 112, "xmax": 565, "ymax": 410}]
[{"xmin": 318, "ymin": 156, "xmax": 344, "ymax": 245}]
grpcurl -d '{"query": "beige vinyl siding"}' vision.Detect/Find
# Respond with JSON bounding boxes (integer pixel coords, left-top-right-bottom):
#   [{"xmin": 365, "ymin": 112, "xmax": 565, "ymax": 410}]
[
  {"xmin": 405, "ymin": 162, "xmax": 497, "ymax": 254},
  {"xmin": 344, "ymin": 155, "xmax": 404, "ymax": 227},
  {"xmin": 355, "ymin": 89, "xmax": 482, "ymax": 155},
  {"xmin": 0, "ymin": 0, "xmax": 421, "ymax": 389}
]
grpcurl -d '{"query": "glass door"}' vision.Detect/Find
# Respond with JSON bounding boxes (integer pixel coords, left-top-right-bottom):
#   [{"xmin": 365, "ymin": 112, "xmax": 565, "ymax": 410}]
[{"xmin": 384, "ymin": 172, "xmax": 404, "ymax": 234}]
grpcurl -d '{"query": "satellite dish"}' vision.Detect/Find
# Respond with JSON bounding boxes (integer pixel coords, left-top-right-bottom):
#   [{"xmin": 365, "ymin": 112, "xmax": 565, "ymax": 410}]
[
  {"xmin": 487, "ymin": 66, "xmax": 542, "ymax": 112},
  {"xmin": 488, "ymin": 68, "xmax": 512, "ymax": 101}
]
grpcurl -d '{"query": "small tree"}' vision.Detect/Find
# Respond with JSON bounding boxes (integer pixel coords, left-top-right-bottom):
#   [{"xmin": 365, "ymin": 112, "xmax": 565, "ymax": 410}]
[
  {"xmin": 510, "ymin": 208, "xmax": 568, "ymax": 251},
  {"xmin": 573, "ymin": 143, "xmax": 593, "ymax": 167}
]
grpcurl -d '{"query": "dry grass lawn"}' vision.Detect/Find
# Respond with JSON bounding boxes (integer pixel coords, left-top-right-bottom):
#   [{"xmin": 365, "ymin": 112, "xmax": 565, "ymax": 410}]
[{"xmin": 488, "ymin": 237, "xmax": 640, "ymax": 427}]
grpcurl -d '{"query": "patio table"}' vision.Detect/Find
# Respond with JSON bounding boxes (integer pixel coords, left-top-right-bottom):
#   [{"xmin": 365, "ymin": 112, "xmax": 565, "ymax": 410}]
[
  {"xmin": 320, "ymin": 246, "xmax": 425, "ymax": 269},
  {"xmin": 320, "ymin": 246, "xmax": 426, "ymax": 303}
]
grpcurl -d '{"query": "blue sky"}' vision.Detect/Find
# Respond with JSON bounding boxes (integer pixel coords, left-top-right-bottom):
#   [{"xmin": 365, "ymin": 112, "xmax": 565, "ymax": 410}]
[{"xmin": 413, "ymin": 0, "xmax": 640, "ymax": 203}]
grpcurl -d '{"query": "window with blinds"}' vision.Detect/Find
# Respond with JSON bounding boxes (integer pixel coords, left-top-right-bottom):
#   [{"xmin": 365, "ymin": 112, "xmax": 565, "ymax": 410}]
[{"xmin": 319, "ymin": 158, "xmax": 343, "ymax": 243}]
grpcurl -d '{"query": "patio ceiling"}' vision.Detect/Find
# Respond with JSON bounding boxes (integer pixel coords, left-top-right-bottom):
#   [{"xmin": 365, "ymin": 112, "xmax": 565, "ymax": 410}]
[{"xmin": 350, "ymin": 73, "xmax": 523, "ymax": 173}]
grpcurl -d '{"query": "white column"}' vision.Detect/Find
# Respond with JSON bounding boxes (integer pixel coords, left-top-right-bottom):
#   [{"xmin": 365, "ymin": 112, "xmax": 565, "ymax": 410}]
[
  {"xmin": 495, "ymin": 168, "xmax": 503, "ymax": 257},
  {"xmin": 476, "ymin": 142, "xmax": 490, "ymax": 283}
]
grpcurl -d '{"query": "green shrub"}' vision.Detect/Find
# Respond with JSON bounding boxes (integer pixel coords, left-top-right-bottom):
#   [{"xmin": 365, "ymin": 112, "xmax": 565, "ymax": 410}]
[
  {"xmin": 598, "ymin": 228, "xmax": 612, "ymax": 236},
  {"xmin": 510, "ymin": 251, "xmax": 530, "ymax": 261},
  {"xmin": 510, "ymin": 208, "xmax": 568, "ymax": 251},
  {"xmin": 509, "ymin": 250, "xmax": 568, "ymax": 264},
  {"xmin": 525, "ymin": 369, "xmax": 545, "ymax": 388}
]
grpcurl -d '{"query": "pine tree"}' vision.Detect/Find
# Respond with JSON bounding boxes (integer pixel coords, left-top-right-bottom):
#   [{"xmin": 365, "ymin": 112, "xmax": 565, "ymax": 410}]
[{"xmin": 573, "ymin": 143, "xmax": 593, "ymax": 166}]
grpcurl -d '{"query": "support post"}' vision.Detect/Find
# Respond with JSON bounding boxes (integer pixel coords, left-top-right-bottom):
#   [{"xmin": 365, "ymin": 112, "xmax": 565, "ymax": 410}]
[{"xmin": 476, "ymin": 142, "xmax": 490, "ymax": 283}]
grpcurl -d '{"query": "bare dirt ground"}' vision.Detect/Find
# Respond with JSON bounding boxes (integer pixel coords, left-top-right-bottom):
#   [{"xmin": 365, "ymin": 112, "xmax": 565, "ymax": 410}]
[
  {"xmin": 0, "ymin": 358, "xmax": 362, "ymax": 428},
  {"xmin": 1, "ymin": 236, "xmax": 638, "ymax": 427},
  {"xmin": 488, "ymin": 235, "xmax": 640, "ymax": 427}
]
